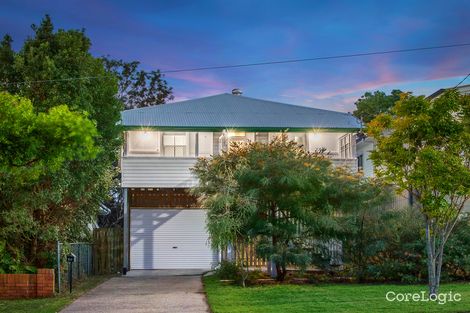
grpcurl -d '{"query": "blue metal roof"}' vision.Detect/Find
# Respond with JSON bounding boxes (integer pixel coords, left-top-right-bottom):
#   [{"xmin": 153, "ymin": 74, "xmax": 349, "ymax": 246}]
[{"xmin": 121, "ymin": 93, "xmax": 361, "ymax": 131}]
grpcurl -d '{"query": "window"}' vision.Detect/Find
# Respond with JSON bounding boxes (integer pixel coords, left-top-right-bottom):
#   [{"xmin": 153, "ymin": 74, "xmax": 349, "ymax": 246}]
[
  {"xmin": 255, "ymin": 132, "xmax": 269, "ymax": 143},
  {"xmin": 127, "ymin": 131, "xmax": 159, "ymax": 154},
  {"xmin": 291, "ymin": 133, "xmax": 306, "ymax": 149},
  {"xmin": 339, "ymin": 134, "xmax": 352, "ymax": 159},
  {"xmin": 224, "ymin": 131, "xmax": 249, "ymax": 152},
  {"xmin": 163, "ymin": 132, "xmax": 187, "ymax": 157},
  {"xmin": 227, "ymin": 131, "xmax": 246, "ymax": 138},
  {"xmin": 357, "ymin": 154, "xmax": 363, "ymax": 171}
]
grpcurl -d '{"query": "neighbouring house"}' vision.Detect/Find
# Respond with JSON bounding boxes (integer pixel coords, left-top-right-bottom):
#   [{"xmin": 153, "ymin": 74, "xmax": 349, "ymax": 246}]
[
  {"xmin": 426, "ymin": 83, "xmax": 470, "ymax": 100},
  {"xmin": 120, "ymin": 89, "xmax": 361, "ymax": 272},
  {"xmin": 355, "ymin": 84, "xmax": 470, "ymax": 209}
]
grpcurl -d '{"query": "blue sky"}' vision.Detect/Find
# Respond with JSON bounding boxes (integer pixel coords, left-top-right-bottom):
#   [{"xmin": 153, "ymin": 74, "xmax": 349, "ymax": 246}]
[{"xmin": 1, "ymin": 0, "xmax": 470, "ymax": 112}]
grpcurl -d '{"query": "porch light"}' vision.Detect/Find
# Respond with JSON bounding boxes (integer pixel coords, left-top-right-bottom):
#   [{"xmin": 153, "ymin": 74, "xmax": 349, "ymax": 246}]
[{"xmin": 309, "ymin": 130, "xmax": 321, "ymax": 142}]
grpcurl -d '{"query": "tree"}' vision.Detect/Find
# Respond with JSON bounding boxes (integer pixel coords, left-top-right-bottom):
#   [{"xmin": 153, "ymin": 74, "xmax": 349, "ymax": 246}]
[
  {"xmin": 192, "ymin": 135, "xmax": 387, "ymax": 281},
  {"xmin": 0, "ymin": 35, "xmax": 18, "ymax": 88},
  {"xmin": 0, "ymin": 15, "xmax": 122, "ymax": 267},
  {"xmin": 353, "ymin": 89, "xmax": 402, "ymax": 124},
  {"xmin": 368, "ymin": 90, "xmax": 470, "ymax": 296},
  {"xmin": 0, "ymin": 92, "xmax": 99, "ymax": 271},
  {"xmin": 96, "ymin": 57, "xmax": 173, "ymax": 227},
  {"xmin": 102, "ymin": 57, "xmax": 173, "ymax": 110}
]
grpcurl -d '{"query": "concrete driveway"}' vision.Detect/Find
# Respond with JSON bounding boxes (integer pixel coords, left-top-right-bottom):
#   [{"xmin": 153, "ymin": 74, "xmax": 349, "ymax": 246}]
[{"xmin": 61, "ymin": 270, "xmax": 210, "ymax": 313}]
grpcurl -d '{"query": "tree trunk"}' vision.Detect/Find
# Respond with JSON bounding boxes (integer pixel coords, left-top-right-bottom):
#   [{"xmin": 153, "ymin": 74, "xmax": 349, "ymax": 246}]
[
  {"xmin": 425, "ymin": 218, "xmax": 447, "ymax": 296},
  {"xmin": 357, "ymin": 211, "xmax": 366, "ymax": 282},
  {"xmin": 435, "ymin": 239, "xmax": 445, "ymax": 295},
  {"xmin": 425, "ymin": 218, "xmax": 437, "ymax": 296},
  {"xmin": 275, "ymin": 262, "xmax": 285, "ymax": 281}
]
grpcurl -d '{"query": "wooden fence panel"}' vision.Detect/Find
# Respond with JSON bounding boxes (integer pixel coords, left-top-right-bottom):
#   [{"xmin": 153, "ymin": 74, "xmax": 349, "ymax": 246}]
[
  {"xmin": 93, "ymin": 228, "xmax": 123, "ymax": 274},
  {"xmin": 225, "ymin": 241, "xmax": 267, "ymax": 268}
]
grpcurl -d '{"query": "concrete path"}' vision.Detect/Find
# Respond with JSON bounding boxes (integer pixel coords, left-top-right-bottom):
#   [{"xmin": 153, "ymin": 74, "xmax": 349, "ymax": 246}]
[{"xmin": 61, "ymin": 271, "xmax": 210, "ymax": 313}]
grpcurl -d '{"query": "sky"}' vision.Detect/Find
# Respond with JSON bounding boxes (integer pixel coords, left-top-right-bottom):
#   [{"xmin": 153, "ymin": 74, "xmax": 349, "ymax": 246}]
[{"xmin": 1, "ymin": 0, "xmax": 470, "ymax": 112}]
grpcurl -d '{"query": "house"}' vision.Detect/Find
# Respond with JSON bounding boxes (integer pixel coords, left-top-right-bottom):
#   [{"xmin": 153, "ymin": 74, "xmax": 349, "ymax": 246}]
[
  {"xmin": 426, "ymin": 83, "xmax": 470, "ymax": 100},
  {"xmin": 120, "ymin": 89, "xmax": 361, "ymax": 272}
]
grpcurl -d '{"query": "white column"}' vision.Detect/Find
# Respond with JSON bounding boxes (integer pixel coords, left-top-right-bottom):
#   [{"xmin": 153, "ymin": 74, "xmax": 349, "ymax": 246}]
[{"xmin": 123, "ymin": 188, "xmax": 129, "ymax": 273}]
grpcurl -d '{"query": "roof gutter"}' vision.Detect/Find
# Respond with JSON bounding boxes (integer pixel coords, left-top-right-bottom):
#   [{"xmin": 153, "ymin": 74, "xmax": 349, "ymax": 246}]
[{"xmin": 120, "ymin": 125, "xmax": 360, "ymax": 132}]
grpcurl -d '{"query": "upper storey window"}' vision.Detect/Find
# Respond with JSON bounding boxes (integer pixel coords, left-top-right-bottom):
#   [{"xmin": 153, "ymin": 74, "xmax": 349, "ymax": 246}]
[
  {"xmin": 163, "ymin": 132, "xmax": 187, "ymax": 157},
  {"xmin": 339, "ymin": 134, "xmax": 352, "ymax": 159},
  {"xmin": 255, "ymin": 132, "xmax": 269, "ymax": 143},
  {"xmin": 127, "ymin": 131, "xmax": 160, "ymax": 154},
  {"xmin": 290, "ymin": 133, "xmax": 306, "ymax": 149},
  {"xmin": 126, "ymin": 131, "xmax": 191, "ymax": 157}
]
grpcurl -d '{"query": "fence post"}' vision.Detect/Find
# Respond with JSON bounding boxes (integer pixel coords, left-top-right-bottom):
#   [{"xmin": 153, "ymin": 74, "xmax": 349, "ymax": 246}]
[
  {"xmin": 77, "ymin": 245, "xmax": 81, "ymax": 279},
  {"xmin": 86, "ymin": 244, "xmax": 89, "ymax": 275},
  {"xmin": 56, "ymin": 241, "xmax": 61, "ymax": 293}
]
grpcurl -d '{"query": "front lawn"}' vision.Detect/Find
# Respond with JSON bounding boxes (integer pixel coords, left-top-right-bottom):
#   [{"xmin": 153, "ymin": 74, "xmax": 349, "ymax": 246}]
[
  {"xmin": 204, "ymin": 275, "xmax": 470, "ymax": 313},
  {"xmin": 0, "ymin": 275, "xmax": 110, "ymax": 313}
]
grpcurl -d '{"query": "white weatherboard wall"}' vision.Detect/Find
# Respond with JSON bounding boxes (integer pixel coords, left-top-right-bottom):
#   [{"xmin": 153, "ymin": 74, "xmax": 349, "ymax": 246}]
[
  {"xmin": 356, "ymin": 139, "xmax": 375, "ymax": 178},
  {"xmin": 130, "ymin": 209, "xmax": 216, "ymax": 269},
  {"xmin": 121, "ymin": 157, "xmax": 198, "ymax": 188},
  {"xmin": 198, "ymin": 132, "xmax": 213, "ymax": 157}
]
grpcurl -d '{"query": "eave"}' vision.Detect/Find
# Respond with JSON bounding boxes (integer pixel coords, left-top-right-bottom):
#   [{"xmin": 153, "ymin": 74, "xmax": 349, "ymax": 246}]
[{"xmin": 121, "ymin": 125, "xmax": 360, "ymax": 133}]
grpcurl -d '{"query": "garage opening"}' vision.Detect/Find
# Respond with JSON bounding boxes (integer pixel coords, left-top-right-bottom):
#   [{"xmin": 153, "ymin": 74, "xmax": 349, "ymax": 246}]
[{"xmin": 128, "ymin": 188, "xmax": 216, "ymax": 270}]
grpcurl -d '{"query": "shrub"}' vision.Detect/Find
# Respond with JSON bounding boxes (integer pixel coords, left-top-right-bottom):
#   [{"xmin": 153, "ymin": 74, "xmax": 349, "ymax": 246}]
[
  {"xmin": 0, "ymin": 241, "xmax": 36, "ymax": 274},
  {"xmin": 343, "ymin": 205, "xmax": 426, "ymax": 282},
  {"xmin": 343, "ymin": 206, "xmax": 470, "ymax": 283},
  {"xmin": 442, "ymin": 216, "xmax": 470, "ymax": 280},
  {"xmin": 215, "ymin": 260, "xmax": 241, "ymax": 280}
]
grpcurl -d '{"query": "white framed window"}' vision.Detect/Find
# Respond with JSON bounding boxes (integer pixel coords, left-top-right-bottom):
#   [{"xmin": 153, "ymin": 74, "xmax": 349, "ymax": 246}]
[
  {"xmin": 289, "ymin": 133, "xmax": 306, "ymax": 149},
  {"xmin": 339, "ymin": 134, "xmax": 352, "ymax": 159},
  {"xmin": 163, "ymin": 132, "xmax": 187, "ymax": 157},
  {"xmin": 127, "ymin": 131, "xmax": 160, "ymax": 155},
  {"xmin": 255, "ymin": 132, "xmax": 269, "ymax": 143},
  {"xmin": 227, "ymin": 131, "xmax": 246, "ymax": 138},
  {"xmin": 357, "ymin": 154, "xmax": 364, "ymax": 171},
  {"xmin": 219, "ymin": 131, "xmax": 249, "ymax": 153}
]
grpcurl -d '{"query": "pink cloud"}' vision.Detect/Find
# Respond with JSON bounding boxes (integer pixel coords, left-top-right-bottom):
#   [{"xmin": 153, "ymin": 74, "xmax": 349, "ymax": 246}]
[
  {"xmin": 166, "ymin": 71, "xmax": 229, "ymax": 90},
  {"xmin": 282, "ymin": 52, "xmax": 470, "ymax": 103},
  {"xmin": 281, "ymin": 56, "xmax": 399, "ymax": 100},
  {"xmin": 426, "ymin": 55, "xmax": 462, "ymax": 81},
  {"xmin": 169, "ymin": 88, "xmax": 229, "ymax": 103}
]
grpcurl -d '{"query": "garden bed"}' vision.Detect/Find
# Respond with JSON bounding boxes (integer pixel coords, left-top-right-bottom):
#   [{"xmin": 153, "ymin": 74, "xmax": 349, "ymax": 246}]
[{"xmin": 217, "ymin": 268, "xmax": 356, "ymax": 286}]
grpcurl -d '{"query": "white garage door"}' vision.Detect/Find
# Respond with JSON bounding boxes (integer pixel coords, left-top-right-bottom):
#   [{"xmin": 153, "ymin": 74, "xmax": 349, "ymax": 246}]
[{"xmin": 130, "ymin": 209, "xmax": 215, "ymax": 269}]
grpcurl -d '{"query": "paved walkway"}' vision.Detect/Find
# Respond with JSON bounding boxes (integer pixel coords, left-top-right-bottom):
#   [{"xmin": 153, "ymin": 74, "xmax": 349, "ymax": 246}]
[{"xmin": 61, "ymin": 271, "xmax": 210, "ymax": 313}]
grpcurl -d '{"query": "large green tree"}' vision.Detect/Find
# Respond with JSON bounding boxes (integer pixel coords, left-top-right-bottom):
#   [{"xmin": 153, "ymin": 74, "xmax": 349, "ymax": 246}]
[
  {"xmin": 353, "ymin": 89, "xmax": 402, "ymax": 124},
  {"xmin": 0, "ymin": 92, "xmax": 99, "ymax": 272},
  {"xmin": 368, "ymin": 90, "xmax": 470, "ymax": 296},
  {"xmin": 192, "ymin": 135, "xmax": 387, "ymax": 281},
  {"xmin": 0, "ymin": 15, "xmax": 122, "ymax": 267}
]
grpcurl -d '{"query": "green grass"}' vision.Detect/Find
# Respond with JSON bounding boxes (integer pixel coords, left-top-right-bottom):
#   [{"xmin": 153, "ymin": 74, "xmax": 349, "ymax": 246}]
[
  {"xmin": 0, "ymin": 275, "xmax": 110, "ymax": 313},
  {"xmin": 204, "ymin": 275, "xmax": 470, "ymax": 313}
]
